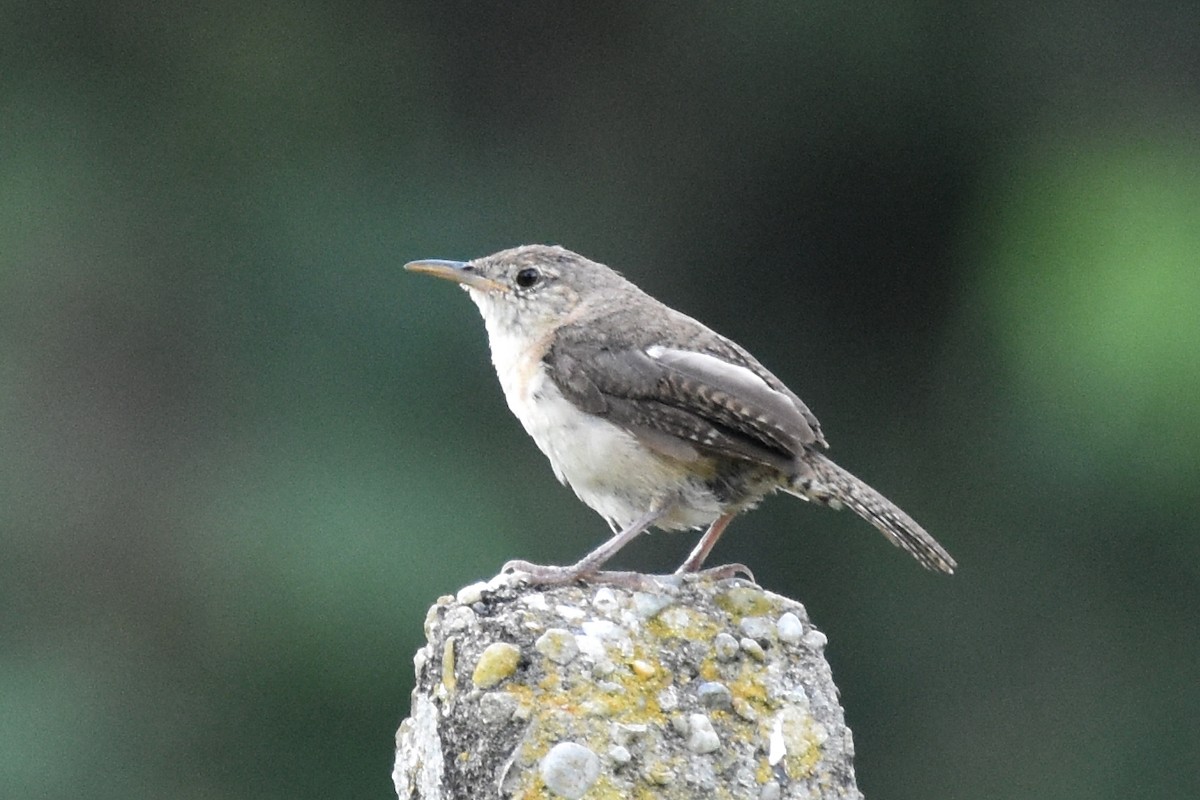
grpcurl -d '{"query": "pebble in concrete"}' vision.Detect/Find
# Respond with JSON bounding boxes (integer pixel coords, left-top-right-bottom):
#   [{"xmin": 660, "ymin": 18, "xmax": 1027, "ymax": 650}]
[
  {"xmin": 630, "ymin": 659, "xmax": 656, "ymax": 679},
  {"xmin": 540, "ymin": 741, "xmax": 601, "ymax": 799},
  {"xmin": 739, "ymin": 615, "xmax": 775, "ymax": 642},
  {"xmin": 803, "ymin": 629, "xmax": 829, "ymax": 651},
  {"xmin": 592, "ymin": 586, "xmax": 618, "ymax": 613},
  {"xmin": 713, "ymin": 632, "xmax": 740, "ymax": 661},
  {"xmin": 760, "ymin": 780, "xmax": 782, "ymax": 800},
  {"xmin": 632, "ymin": 591, "xmax": 673, "ymax": 619},
  {"xmin": 478, "ymin": 691, "xmax": 519, "ymax": 724},
  {"xmin": 740, "ymin": 637, "xmax": 766, "ymax": 661},
  {"xmin": 471, "ymin": 642, "xmax": 520, "ymax": 689},
  {"xmin": 607, "ymin": 744, "xmax": 632, "ymax": 765},
  {"xmin": 535, "ymin": 629, "xmax": 579, "ymax": 664},
  {"xmin": 697, "ymin": 681, "xmax": 733, "ymax": 710},
  {"xmin": 610, "ymin": 722, "xmax": 648, "ymax": 746},
  {"xmin": 455, "ymin": 581, "xmax": 488, "ymax": 605},
  {"xmin": 776, "ymin": 612, "xmax": 804, "ymax": 644},
  {"xmin": 686, "ymin": 712, "xmax": 721, "ymax": 754}
]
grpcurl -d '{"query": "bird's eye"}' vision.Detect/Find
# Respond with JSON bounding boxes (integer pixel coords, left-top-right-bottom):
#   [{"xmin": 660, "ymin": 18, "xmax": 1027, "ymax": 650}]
[{"xmin": 515, "ymin": 267, "xmax": 541, "ymax": 288}]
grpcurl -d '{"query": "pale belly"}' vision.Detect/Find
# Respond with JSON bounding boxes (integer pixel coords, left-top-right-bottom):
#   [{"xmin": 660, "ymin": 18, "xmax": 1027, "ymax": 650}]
[{"xmin": 505, "ymin": 367, "xmax": 725, "ymax": 532}]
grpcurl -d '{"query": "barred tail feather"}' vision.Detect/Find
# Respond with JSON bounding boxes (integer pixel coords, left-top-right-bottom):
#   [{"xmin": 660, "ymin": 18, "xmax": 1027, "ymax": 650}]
[{"xmin": 795, "ymin": 453, "xmax": 957, "ymax": 574}]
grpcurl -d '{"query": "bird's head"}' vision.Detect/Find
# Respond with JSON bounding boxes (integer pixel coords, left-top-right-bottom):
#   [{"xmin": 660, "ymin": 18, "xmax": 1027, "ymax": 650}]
[{"xmin": 405, "ymin": 245, "xmax": 631, "ymax": 337}]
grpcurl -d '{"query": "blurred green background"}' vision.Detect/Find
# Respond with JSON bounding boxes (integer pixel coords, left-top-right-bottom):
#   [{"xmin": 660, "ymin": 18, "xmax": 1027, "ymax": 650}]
[{"xmin": 3, "ymin": 2, "xmax": 1198, "ymax": 798}]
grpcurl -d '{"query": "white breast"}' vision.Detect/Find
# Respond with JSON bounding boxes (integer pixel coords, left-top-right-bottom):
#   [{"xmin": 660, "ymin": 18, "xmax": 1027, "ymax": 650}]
[{"xmin": 475, "ymin": 304, "xmax": 723, "ymax": 532}]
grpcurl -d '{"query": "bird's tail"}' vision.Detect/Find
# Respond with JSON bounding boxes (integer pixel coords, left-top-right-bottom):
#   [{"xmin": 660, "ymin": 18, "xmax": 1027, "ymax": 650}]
[{"xmin": 791, "ymin": 453, "xmax": 957, "ymax": 574}]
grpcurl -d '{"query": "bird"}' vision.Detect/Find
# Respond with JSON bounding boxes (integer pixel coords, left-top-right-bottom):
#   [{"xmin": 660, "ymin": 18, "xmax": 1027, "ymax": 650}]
[{"xmin": 405, "ymin": 245, "xmax": 956, "ymax": 583}]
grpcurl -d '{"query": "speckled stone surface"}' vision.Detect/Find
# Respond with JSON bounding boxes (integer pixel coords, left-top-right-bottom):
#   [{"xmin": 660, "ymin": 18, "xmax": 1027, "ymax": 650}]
[{"xmin": 394, "ymin": 573, "xmax": 863, "ymax": 799}]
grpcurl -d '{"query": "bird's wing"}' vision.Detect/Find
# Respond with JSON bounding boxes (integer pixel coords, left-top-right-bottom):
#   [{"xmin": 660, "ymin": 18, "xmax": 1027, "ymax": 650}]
[{"xmin": 545, "ymin": 338, "xmax": 822, "ymax": 469}]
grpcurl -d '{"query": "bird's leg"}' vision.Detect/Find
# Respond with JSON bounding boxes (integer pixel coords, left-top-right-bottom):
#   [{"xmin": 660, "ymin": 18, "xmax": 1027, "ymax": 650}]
[
  {"xmin": 503, "ymin": 506, "xmax": 667, "ymax": 585},
  {"xmin": 673, "ymin": 513, "xmax": 753, "ymax": 581}
]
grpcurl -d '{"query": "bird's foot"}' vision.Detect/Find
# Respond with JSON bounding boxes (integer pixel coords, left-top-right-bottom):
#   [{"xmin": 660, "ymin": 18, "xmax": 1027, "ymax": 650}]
[
  {"xmin": 673, "ymin": 562, "xmax": 756, "ymax": 583},
  {"xmin": 503, "ymin": 560, "xmax": 755, "ymax": 589},
  {"xmin": 503, "ymin": 561, "xmax": 670, "ymax": 591},
  {"xmin": 501, "ymin": 560, "xmax": 588, "ymax": 586}
]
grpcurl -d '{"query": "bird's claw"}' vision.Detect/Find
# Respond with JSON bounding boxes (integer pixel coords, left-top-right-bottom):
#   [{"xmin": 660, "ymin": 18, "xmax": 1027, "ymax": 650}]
[{"xmin": 675, "ymin": 562, "xmax": 756, "ymax": 583}]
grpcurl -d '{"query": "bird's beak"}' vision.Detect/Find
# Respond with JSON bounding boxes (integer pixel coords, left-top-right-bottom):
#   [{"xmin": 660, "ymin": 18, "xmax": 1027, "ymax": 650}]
[{"xmin": 404, "ymin": 259, "xmax": 506, "ymax": 293}]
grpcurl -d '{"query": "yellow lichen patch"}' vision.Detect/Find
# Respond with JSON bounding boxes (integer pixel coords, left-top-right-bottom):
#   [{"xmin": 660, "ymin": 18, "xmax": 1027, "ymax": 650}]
[
  {"xmin": 441, "ymin": 637, "xmax": 457, "ymax": 693},
  {"xmin": 497, "ymin": 650, "xmax": 674, "ymax": 791},
  {"xmin": 518, "ymin": 736, "xmax": 548, "ymax": 769},
  {"xmin": 727, "ymin": 661, "xmax": 771, "ymax": 715},
  {"xmin": 583, "ymin": 661, "xmax": 671, "ymax": 724},
  {"xmin": 645, "ymin": 605, "xmax": 721, "ymax": 643},
  {"xmin": 504, "ymin": 681, "xmax": 535, "ymax": 708},
  {"xmin": 585, "ymin": 775, "xmax": 627, "ymax": 800},
  {"xmin": 714, "ymin": 586, "xmax": 777, "ymax": 619},
  {"xmin": 642, "ymin": 760, "xmax": 677, "ymax": 785},
  {"xmin": 515, "ymin": 648, "xmax": 669, "ymax": 728},
  {"xmin": 511, "ymin": 656, "xmax": 654, "ymax": 725},
  {"xmin": 698, "ymin": 659, "xmax": 720, "ymax": 681},
  {"xmin": 785, "ymin": 727, "xmax": 822, "ymax": 779},
  {"xmin": 472, "ymin": 642, "xmax": 521, "ymax": 689},
  {"xmin": 516, "ymin": 777, "xmax": 545, "ymax": 800},
  {"xmin": 767, "ymin": 706, "xmax": 823, "ymax": 780}
]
